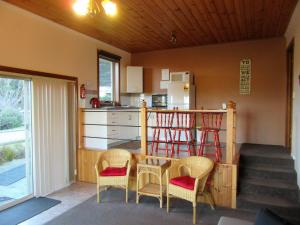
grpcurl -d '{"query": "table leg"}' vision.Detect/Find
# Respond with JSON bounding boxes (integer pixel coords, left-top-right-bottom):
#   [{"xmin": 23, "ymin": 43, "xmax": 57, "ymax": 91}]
[
  {"xmin": 136, "ymin": 173, "xmax": 139, "ymax": 204},
  {"xmin": 159, "ymin": 172, "xmax": 163, "ymax": 208}
]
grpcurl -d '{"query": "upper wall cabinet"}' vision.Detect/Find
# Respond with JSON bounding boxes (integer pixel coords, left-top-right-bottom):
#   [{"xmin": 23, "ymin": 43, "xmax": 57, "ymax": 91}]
[{"xmin": 126, "ymin": 66, "xmax": 143, "ymax": 93}]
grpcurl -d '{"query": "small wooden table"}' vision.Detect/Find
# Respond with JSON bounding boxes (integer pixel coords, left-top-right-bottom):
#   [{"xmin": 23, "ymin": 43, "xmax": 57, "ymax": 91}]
[{"xmin": 136, "ymin": 158, "xmax": 171, "ymax": 208}]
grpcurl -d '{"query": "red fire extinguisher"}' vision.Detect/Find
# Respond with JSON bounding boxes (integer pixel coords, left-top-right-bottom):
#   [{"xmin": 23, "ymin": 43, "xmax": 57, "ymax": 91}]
[{"xmin": 80, "ymin": 84, "xmax": 86, "ymax": 99}]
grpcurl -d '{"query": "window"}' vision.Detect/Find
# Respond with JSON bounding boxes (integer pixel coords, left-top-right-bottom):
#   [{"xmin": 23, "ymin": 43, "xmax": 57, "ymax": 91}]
[{"xmin": 98, "ymin": 50, "xmax": 121, "ymax": 103}]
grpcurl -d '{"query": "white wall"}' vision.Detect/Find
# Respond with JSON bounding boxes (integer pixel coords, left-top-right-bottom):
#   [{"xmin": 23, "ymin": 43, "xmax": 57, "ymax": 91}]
[
  {"xmin": 0, "ymin": 1, "xmax": 131, "ymax": 92},
  {"xmin": 285, "ymin": 1, "xmax": 300, "ymax": 187}
]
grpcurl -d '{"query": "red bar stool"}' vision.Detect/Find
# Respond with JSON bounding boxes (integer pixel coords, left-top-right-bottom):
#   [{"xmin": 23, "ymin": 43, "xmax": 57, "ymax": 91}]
[
  {"xmin": 150, "ymin": 112, "xmax": 174, "ymax": 157},
  {"xmin": 198, "ymin": 112, "xmax": 223, "ymax": 162},
  {"xmin": 171, "ymin": 112, "xmax": 196, "ymax": 157}
]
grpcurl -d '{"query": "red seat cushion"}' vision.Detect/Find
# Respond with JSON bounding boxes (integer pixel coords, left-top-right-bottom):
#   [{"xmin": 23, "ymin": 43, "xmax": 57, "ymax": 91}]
[
  {"xmin": 100, "ymin": 167, "xmax": 127, "ymax": 176},
  {"xmin": 170, "ymin": 175, "xmax": 195, "ymax": 190}
]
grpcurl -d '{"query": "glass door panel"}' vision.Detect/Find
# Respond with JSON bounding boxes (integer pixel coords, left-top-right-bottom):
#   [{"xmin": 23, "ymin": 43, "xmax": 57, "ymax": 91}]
[{"xmin": 0, "ymin": 77, "xmax": 33, "ymax": 210}]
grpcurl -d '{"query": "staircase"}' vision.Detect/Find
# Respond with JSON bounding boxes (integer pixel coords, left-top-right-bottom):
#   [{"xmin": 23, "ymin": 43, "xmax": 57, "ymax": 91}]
[{"xmin": 238, "ymin": 143, "xmax": 300, "ymax": 224}]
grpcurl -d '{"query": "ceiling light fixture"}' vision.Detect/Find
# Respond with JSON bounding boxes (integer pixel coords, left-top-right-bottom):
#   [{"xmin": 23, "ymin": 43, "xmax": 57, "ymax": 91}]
[
  {"xmin": 101, "ymin": 0, "xmax": 117, "ymax": 16},
  {"xmin": 72, "ymin": 0, "xmax": 117, "ymax": 17}
]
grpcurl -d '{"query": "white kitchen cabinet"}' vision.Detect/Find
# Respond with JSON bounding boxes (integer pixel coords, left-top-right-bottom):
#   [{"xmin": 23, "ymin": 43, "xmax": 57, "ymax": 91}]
[
  {"xmin": 126, "ymin": 66, "xmax": 143, "ymax": 93},
  {"xmin": 83, "ymin": 110, "xmax": 139, "ymax": 150}
]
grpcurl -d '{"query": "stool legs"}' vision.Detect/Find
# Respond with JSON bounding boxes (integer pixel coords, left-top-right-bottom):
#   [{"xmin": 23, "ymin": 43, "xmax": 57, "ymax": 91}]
[
  {"xmin": 198, "ymin": 130, "xmax": 207, "ymax": 156},
  {"xmin": 151, "ymin": 128, "xmax": 173, "ymax": 156},
  {"xmin": 198, "ymin": 129, "xmax": 222, "ymax": 162},
  {"xmin": 151, "ymin": 128, "xmax": 157, "ymax": 155}
]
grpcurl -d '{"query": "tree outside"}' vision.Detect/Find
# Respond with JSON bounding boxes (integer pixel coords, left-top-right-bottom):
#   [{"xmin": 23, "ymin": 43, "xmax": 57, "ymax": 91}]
[
  {"xmin": 0, "ymin": 77, "xmax": 25, "ymax": 164},
  {"xmin": 0, "ymin": 78, "xmax": 24, "ymax": 130},
  {"xmin": 99, "ymin": 59, "xmax": 113, "ymax": 102}
]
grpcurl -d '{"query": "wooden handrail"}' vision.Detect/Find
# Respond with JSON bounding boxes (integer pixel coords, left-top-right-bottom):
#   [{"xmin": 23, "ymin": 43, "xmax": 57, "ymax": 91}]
[{"xmin": 148, "ymin": 109, "xmax": 228, "ymax": 113}]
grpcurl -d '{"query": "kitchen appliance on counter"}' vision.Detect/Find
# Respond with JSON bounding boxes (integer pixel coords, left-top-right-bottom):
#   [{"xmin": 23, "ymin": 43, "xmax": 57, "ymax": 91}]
[
  {"xmin": 90, "ymin": 97, "xmax": 100, "ymax": 108},
  {"xmin": 152, "ymin": 94, "xmax": 168, "ymax": 108},
  {"xmin": 167, "ymin": 71, "xmax": 195, "ymax": 110}
]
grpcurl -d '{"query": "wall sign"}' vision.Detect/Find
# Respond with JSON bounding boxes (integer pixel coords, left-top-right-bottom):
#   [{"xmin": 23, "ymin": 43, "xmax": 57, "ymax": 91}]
[{"xmin": 240, "ymin": 58, "xmax": 251, "ymax": 95}]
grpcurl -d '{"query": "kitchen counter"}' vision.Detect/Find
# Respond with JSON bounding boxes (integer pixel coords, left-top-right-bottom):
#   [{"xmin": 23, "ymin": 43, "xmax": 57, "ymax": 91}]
[
  {"xmin": 83, "ymin": 106, "xmax": 140, "ymax": 112},
  {"xmin": 81, "ymin": 108, "xmax": 140, "ymax": 150}
]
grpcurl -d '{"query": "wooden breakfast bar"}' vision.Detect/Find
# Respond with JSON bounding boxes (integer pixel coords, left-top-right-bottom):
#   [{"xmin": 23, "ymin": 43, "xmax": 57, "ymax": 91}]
[{"xmin": 77, "ymin": 101, "xmax": 238, "ymax": 209}]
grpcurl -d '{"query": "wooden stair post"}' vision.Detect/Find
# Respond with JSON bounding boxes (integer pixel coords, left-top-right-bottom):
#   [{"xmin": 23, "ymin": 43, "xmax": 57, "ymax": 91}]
[
  {"xmin": 140, "ymin": 101, "xmax": 148, "ymax": 156},
  {"xmin": 226, "ymin": 101, "xmax": 237, "ymax": 164}
]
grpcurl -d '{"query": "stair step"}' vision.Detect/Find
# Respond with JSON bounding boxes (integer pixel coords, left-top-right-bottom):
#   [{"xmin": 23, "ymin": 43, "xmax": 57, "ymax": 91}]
[
  {"xmin": 238, "ymin": 194, "xmax": 300, "ymax": 219},
  {"xmin": 239, "ymin": 207, "xmax": 300, "ymax": 225},
  {"xmin": 239, "ymin": 177, "xmax": 299, "ymax": 201},
  {"xmin": 240, "ymin": 148, "xmax": 292, "ymax": 158},
  {"xmin": 238, "ymin": 144, "xmax": 300, "ymax": 223},
  {"xmin": 240, "ymin": 153, "xmax": 294, "ymax": 168},
  {"xmin": 240, "ymin": 143, "xmax": 288, "ymax": 153},
  {"xmin": 240, "ymin": 177, "xmax": 298, "ymax": 189},
  {"xmin": 239, "ymin": 164, "xmax": 297, "ymax": 182}
]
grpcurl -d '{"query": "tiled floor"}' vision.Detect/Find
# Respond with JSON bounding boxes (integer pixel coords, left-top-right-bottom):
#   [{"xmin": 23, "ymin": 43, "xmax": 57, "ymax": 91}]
[{"xmin": 19, "ymin": 182, "xmax": 96, "ymax": 225}]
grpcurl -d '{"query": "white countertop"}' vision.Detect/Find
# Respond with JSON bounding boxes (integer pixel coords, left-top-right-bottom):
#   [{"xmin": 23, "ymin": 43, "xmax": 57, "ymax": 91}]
[{"xmin": 82, "ymin": 107, "xmax": 140, "ymax": 112}]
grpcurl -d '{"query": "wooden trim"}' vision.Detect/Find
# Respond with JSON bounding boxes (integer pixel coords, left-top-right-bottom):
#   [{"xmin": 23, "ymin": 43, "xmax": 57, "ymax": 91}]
[
  {"xmin": 285, "ymin": 38, "xmax": 294, "ymax": 151},
  {"xmin": 98, "ymin": 50, "xmax": 121, "ymax": 62},
  {"xmin": 97, "ymin": 49, "xmax": 100, "ymax": 99},
  {"xmin": 0, "ymin": 65, "xmax": 77, "ymax": 81},
  {"xmin": 117, "ymin": 60, "xmax": 121, "ymax": 103},
  {"xmin": 231, "ymin": 164, "xmax": 237, "ymax": 208}
]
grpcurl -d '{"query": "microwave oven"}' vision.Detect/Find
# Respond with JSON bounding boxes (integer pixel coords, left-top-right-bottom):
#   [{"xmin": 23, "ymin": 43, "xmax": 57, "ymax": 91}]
[
  {"xmin": 170, "ymin": 71, "xmax": 193, "ymax": 84},
  {"xmin": 152, "ymin": 94, "xmax": 168, "ymax": 108}
]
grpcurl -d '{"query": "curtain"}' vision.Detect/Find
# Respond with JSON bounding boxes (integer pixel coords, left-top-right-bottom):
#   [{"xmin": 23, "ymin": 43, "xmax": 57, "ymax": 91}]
[{"xmin": 32, "ymin": 77, "xmax": 70, "ymax": 196}]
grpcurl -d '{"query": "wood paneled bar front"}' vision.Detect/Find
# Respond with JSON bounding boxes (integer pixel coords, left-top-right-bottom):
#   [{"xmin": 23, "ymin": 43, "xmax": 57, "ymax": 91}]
[{"xmin": 77, "ymin": 101, "xmax": 238, "ymax": 208}]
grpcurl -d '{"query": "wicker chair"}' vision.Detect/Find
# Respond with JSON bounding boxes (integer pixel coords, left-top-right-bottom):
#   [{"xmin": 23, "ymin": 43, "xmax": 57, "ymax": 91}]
[
  {"xmin": 95, "ymin": 149, "xmax": 132, "ymax": 203},
  {"xmin": 166, "ymin": 156, "xmax": 214, "ymax": 224}
]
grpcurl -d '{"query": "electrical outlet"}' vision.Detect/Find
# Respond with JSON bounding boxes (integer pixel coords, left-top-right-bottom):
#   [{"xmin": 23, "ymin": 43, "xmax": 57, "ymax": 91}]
[{"xmin": 293, "ymin": 91, "xmax": 296, "ymax": 99}]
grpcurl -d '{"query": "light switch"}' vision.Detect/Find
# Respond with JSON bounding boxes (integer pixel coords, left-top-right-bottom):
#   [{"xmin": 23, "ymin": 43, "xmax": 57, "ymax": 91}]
[{"xmin": 293, "ymin": 91, "xmax": 296, "ymax": 99}]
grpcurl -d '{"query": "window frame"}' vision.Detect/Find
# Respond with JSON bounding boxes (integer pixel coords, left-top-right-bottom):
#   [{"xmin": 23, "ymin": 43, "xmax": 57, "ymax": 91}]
[{"xmin": 97, "ymin": 50, "xmax": 121, "ymax": 104}]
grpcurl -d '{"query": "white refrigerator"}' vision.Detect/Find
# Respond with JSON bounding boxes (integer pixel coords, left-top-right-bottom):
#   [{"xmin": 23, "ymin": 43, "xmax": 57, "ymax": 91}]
[{"xmin": 167, "ymin": 82, "xmax": 195, "ymax": 109}]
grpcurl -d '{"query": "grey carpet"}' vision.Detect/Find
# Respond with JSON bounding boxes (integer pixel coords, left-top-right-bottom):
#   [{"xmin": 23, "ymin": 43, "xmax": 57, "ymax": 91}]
[
  {"xmin": 238, "ymin": 143, "xmax": 300, "ymax": 224},
  {"xmin": 0, "ymin": 164, "xmax": 25, "ymax": 186},
  {"xmin": 0, "ymin": 197, "xmax": 61, "ymax": 225},
  {"xmin": 45, "ymin": 188, "xmax": 255, "ymax": 225}
]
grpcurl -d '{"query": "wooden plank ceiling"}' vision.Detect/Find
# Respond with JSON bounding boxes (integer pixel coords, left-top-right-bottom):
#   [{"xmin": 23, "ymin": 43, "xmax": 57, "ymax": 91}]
[{"xmin": 4, "ymin": 0, "xmax": 298, "ymax": 53}]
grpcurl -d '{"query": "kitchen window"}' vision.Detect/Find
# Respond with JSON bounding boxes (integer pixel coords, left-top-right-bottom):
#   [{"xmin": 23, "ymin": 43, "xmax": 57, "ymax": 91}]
[{"xmin": 98, "ymin": 50, "xmax": 121, "ymax": 103}]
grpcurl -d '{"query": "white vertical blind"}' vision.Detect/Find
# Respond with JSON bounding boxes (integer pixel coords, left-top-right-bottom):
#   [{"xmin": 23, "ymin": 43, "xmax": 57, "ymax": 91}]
[{"xmin": 32, "ymin": 78, "xmax": 70, "ymax": 196}]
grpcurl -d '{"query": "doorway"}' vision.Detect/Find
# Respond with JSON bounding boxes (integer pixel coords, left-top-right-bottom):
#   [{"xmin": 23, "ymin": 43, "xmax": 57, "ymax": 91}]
[
  {"xmin": 286, "ymin": 39, "xmax": 294, "ymax": 151},
  {"xmin": 0, "ymin": 77, "xmax": 33, "ymax": 210}
]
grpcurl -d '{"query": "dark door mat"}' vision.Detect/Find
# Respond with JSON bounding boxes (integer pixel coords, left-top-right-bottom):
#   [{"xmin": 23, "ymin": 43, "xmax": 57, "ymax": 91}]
[
  {"xmin": 0, "ymin": 197, "xmax": 12, "ymax": 202},
  {"xmin": 0, "ymin": 164, "xmax": 25, "ymax": 186},
  {"xmin": 0, "ymin": 197, "xmax": 61, "ymax": 225}
]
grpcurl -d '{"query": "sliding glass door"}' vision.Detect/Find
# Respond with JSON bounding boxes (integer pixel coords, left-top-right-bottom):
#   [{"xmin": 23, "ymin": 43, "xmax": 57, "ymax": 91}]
[{"xmin": 0, "ymin": 77, "xmax": 33, "ymax": 210}]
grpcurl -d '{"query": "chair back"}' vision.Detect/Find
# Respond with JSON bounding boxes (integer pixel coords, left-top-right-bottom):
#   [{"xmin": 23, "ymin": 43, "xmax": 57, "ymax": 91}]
[
  {"xmin": 175, "ymin": 112, "xmax": 195, "ymax": 129},
  {"xmin": 200, "ymin": 112, "xmax": 223, "ymax": 130},
  {"xmin": 178, "ymin": 156, "xmax": 214, "ymax": 192},
  {"xmin": 155, "ymin": 112, "xmax": 174, "ymax": 128},
  {"xmin": 99, "ymin": 149, "xmax": 131, "ymax": 168}
]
